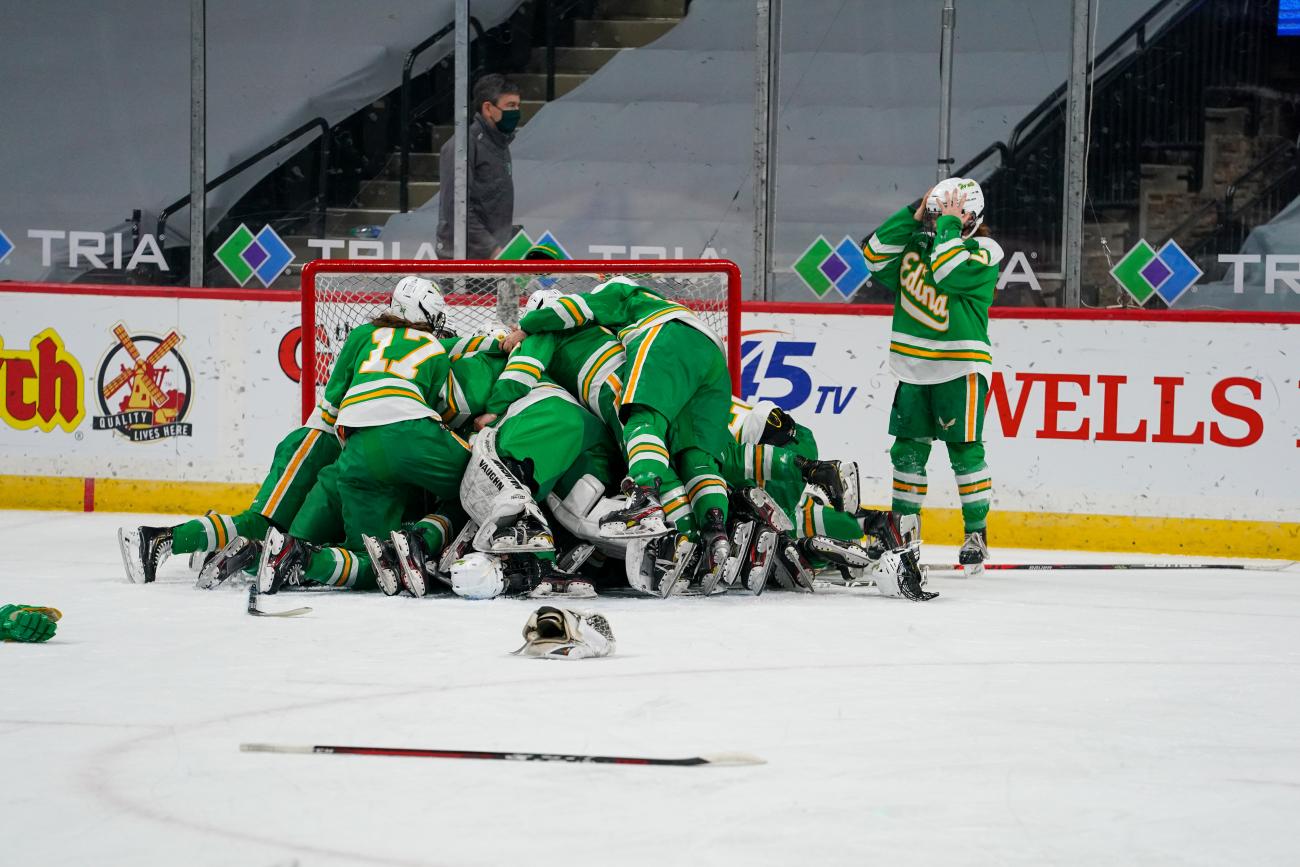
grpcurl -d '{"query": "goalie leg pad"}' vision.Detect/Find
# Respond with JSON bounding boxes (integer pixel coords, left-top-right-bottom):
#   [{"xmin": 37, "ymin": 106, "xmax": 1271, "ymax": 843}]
[
  {"xmin": 461, "ymin": 427, "xmax": 553, "ymax": 554},
  {"xmin": 547, "ymin": 476, "xmax": 632, "ymax": 559}
]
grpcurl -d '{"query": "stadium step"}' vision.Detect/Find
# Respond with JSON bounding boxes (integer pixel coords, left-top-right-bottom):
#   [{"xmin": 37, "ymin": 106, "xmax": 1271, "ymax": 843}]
[
  {"xmin": 378, "ymin": 151, "xmax": 439, "ymax": 181},
  {"xmin": 355, "ymin": 180, "xmax": 439, "ymax": 210},
  {"xmin": 513, "ymin": 72, "xmax": 589, "ymax": 100},
  {"xmin": 596, "ymin": 0, "xmax": 686, "ymax": 16},
  {"xmin": 325, "ymin": 207, "xmax": 399, "ymax": 235},
  {"xmin": 573, "ymin": 17, "xmax": 678, "ymax": 48},
  {"xmin": 529, "ymin": 46, "xmax": 624, "ymax": 74}
]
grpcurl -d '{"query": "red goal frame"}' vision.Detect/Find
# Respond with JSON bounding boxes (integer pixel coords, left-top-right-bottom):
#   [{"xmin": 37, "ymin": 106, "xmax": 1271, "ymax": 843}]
[{"xmin": 300, "ymin": 258, "xmax": 744, "ymax": 422}]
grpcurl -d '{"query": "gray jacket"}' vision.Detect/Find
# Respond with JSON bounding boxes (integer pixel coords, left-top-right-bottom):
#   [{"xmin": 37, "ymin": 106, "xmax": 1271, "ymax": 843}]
[{"xmin": 436, "ymin": 115, "xmax": 515, "ymax": 259}]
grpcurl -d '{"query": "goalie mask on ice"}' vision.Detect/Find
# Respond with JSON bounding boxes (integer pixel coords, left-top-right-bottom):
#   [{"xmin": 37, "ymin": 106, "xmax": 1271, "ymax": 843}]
[
  {"xmin": 388, "ymin": 276, "xmax": 448, "ymax": 332},
  {"xmin": 513, "ymin": 606, "xmax": 615, "ymax": 660},
  {"xmin": 924, "ymin": 177, "xmax": 985, "ymax": 238},
  {"xmin": 460, "ymin": 427, "xmax": 555, "ymax": 554}
]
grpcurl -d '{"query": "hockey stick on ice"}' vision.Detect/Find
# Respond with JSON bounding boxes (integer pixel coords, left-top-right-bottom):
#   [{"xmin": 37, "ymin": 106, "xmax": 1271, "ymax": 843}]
[
  {"xmin": 240, "ymin": 742, "xmax": 765, "ymax": 767},
  {"xmin": 246, "ymin": 584, "xmax": 312, "ymax": 618},
  {"xmin": 925, "ymin": 561, "xmax": 1297, "ymax": 574}
]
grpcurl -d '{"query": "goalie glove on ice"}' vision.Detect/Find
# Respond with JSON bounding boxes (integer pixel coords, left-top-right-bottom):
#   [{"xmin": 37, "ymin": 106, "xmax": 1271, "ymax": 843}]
[
  {"xmin": 1, "ymin": 604, "xmax": 60, "ymax": 643},
  {"xmin": 513, "ymin": 606, "xmax": 615, "ymax": 660}
]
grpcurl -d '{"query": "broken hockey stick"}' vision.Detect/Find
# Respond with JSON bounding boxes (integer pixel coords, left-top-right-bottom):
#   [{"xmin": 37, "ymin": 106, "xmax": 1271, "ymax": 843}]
[
  {"xmin": 240, "ymin": 742, "xmax": 765, "ymax": 767},
  {"xmin": 926, "ymin": 561, "xmax": 1297, "ymax": 574},
  {"xmin": 246, "ymin": 584, "xmax": 312, "ymax": 618}
]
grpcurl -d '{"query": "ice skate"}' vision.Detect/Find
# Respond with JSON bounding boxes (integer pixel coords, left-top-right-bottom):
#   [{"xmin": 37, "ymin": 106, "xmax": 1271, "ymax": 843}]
[
  {"xmin": 118, "ymin": 525, "xmax": 172, "ymax": 584},
  {"xmin": 196, "ymin": 536, "xmax": 260, "ymax": 590},
  {"xmin": 488, "ymin": 513, "xmax": 554, "ymax": 554},
  {"xmin": 742, "ymin": 527, "xmax": 779, "ymax": 594},
  {"xmin": 797, "ymin": 458, "xmax": 858, "ymax": 512},
  {"xmin": 772, "ymin": 535, "xmax": 816, "ymax": 592},
  {"xmin": 528, "ymin": 560, "xmax": 597, "ymax": 599},
  {"xmin": 737, "ymin": 485, "xmax": 794, "ymax": 532},
  {"xmin": 256, "ymin": 528, "xmax": 309, "ymax": 594},
  {"xmin": 363, "ymin": 534, "xmax": 402, "ymax": 596},
  {"xmin": 391, "ymin": 528, "xmax": 441, "ymax": 597},
  {"xmin": 802, "ymin": 535, "xmax": 874, "ymax": 584},
  {"xmin": 598, "ymin": 480, "xmax": 670, "ymax": 539},
  {"xmin": 698, "ymin": 509, "xmax": 744, "ymax": 596},
  {"xmin": 958, "ymin": 530, "xmax": 989, "ymax": 577}
]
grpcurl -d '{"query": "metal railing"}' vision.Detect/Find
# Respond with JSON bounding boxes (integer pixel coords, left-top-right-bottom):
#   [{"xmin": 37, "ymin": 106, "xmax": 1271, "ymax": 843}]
[
  {"xmin": 156, "ymin": 117, "xmax": 330, "ymax": 256},
  {"xmin": 954, "ymin": 0, "xmax": 1279, "ymax": 285},
  {"xmin": 397, "ymin": 16, "xmax": 486, "ymax": 213},
  {"xmin": 542, "ymin": 0, "xmax": 589, "ymax": 101}
]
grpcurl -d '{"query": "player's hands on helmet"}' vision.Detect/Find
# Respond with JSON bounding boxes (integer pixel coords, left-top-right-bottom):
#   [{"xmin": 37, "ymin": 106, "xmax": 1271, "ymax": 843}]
[
  {"xmin": 474, "ymin": 413, "xmax": 498, "ymax": 431},
  {"xmin": 914, "ymin": 185, "xmax": 937, "ymax": 221},
  {"xmin": 0, "ymin": 604, "xmax": 58, "ymax": 643},
  {"xmin": 937, "ymin": 188, "xmax": 968, "ymax": 220},
  {"xmin": 501, "ymin": 328, "xmax": 527, "ymax": 351}
]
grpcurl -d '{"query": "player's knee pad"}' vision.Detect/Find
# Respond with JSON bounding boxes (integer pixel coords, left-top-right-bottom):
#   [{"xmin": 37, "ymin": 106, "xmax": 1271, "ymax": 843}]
[
  {"xmin": 889, "ymin": 437, "xmax": 931, "ymax": 474},
  {"xmin": 946, "ymin": 440, "xmax": 986, "ymax": 474}
]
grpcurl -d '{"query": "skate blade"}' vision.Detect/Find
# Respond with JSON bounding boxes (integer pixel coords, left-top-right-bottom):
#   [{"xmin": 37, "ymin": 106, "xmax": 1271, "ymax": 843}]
[
  {"xmin": 657, "ymin": 540, "xmax": 697, "ymax": 598},
  {"xmin": 599, "ymin": 521, "xmax": 671, "ymax": 540},
  {"xmin": 960, "ymin": 562, "xmax": 984, "ymax": 578},
  {"xmin": 196, "ymin": 537, "xmax": 245, "ymax": 590},
  {"xmin": 745, "ymin": 531, "xmax": 778, "ymax": 595},
  {"xmin": 363, "ymin": 535, "xmax": 401, "ymax": 596},
  {"xmin": 117, "ymin": 527, "xmax": 145, "ymax": 585},
  {"xmin": 391, "ymin": 531, "xmax": 439, "ymax": 597},
  {"xmin": 625, "ymin": 537, "xmax": 658, "ymax": 595},
  {"xmin": 486, "ymin": 536, "xmax": 555, "ymax": 555},
  {"xmin": 255, "ymin": 529, "xmax": 283, "ymax": 594}
]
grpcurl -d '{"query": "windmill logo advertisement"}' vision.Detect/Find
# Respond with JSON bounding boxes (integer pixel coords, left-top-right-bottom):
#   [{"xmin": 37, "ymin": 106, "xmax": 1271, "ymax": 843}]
[{"xmin": 93, "ymin": 323, "xmax": 194, "ymax": 442}]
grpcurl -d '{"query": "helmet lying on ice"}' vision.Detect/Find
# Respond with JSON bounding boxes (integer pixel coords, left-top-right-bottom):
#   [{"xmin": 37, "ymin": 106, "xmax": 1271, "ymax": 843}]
[{"xmin": 450, "ymin": 552, "xmax": 506, "ymax": 599}]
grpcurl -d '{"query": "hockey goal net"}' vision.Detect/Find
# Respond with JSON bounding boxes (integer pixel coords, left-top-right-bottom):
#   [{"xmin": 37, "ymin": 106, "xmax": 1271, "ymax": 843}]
[{"xmin": 300, "ymin": 259, "xmax": 742, "ymax": 421}]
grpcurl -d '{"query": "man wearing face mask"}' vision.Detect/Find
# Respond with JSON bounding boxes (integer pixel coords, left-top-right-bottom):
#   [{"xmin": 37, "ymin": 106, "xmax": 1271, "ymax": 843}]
[{"xmin": 436, "ymin": 73, "xmax": 522, "ymax": 260}]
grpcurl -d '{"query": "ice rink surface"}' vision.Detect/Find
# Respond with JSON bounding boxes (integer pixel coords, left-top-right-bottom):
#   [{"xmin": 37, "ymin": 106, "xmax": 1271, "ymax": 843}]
[{"xmin": 4, "ymin": 510, "xmax": 1299, "ymax": 866}]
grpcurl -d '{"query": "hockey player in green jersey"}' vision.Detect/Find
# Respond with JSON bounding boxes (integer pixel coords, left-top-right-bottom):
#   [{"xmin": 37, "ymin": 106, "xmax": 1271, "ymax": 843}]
[
  {"xmin": 502, "ymin": 277, "xmax": 735, "ymax": 586},
  {"xmin": 118, "ymin": 328, "xmax": 498, "ymax": 591},
  {"xmin": 419, "ymin": 346, "xmax": 619, "ymax": 598},
  {"xmin": 862, "ymin": 177, "xmax": 1001, "ymax": 579},
  {"xmin": 258, "ymin": 276, "xmax": 472, "ymax": 593}
]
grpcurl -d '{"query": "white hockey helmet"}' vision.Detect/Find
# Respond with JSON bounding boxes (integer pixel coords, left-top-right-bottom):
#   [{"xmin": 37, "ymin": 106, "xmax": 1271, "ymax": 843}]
[
  {"xmin": 524, "ymin": 287, "xmax": 563, "ymax": 313},
  {"xmin": 389, "ymin": 276, "xmax": 447, "ymax": 331},
  {"xmin": 926, "ymin": 177, "xmax": 985, "ymax": 238},
  {"xmin": 450, "ymin": 552, "xmax": 506, "ymax": 599}
]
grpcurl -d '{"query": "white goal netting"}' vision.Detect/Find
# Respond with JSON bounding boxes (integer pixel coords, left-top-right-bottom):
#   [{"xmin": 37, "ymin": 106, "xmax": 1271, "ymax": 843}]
[{"xmin": 299, "ymin": 261, "xmax": 740, "ymax": 419}]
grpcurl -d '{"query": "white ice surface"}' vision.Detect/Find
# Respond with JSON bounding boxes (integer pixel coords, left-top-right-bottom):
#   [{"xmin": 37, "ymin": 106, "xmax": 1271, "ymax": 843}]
[{"xmin": 3, "ymin": 510, "xmax": 1300, "ymax": 867}]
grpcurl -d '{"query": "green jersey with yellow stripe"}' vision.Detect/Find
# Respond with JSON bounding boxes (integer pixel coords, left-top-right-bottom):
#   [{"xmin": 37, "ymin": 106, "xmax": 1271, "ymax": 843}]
[
  {"xmin": 487, "ymin": 325, "xmax": 626, "ymax": 420},
  {"xmin": 517, "ymin": 278, "xmax": 724, "ymax": 354},
  {"xmin": 437, "ymin": 350, "xmax": 508, "ymax": 431},
  {"xmin": 861, "ymin": 206, "xmax": 1001, "ymax": 385},
  {"xmin": 321, "ymin": 323, "xmax": 450, "ymax": 434}
]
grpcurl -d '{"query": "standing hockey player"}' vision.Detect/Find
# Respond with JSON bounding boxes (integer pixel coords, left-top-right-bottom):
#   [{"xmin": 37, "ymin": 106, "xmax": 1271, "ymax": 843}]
[{"xmin": 861, "ymin": 177, "xmax": 1001, "ymax": 575}]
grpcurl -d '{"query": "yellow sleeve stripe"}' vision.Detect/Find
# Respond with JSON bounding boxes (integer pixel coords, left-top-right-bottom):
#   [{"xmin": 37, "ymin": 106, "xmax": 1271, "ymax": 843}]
[{"xmin": 558, "ymin": 296, "xmax": 586, "ymax": 325}]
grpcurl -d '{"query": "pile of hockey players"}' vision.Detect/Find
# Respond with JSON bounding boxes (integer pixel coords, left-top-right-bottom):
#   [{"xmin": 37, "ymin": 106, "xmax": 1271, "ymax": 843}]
[{"xmin": 119, "ymin": 252, "xmax": 936, "ymax": 602}]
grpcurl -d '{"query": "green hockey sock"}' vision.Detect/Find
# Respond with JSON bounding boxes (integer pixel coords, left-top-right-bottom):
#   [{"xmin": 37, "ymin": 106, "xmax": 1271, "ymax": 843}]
[
  {"xmin": 409, "ymin": 513, "xmax": 453, "ymax": 556},
  {"xmin": 303, "ymin": 546, "xmax": 374, "ymax": 590},
  {"xmin": 948, "ymin": 441, "xmax": 991, "ymax": 532},
  {"xmin": 794, "ymin": 495, "xmax": 864, "ymax": 541},
  {"xmin": 890, "ymin": 437, "xmax": 932, "ymax": 516},
  {"xmin": 171, "ymin": 511, "xmax": 271, "ymax": 555},
  {"xmin": 660, "ymin": 481, "xmax": 697, "ymax": 539},
  {"xmin": 622, "ymin": 405, "xmax": 671, "ymax": 487},
  {"xmin": 679, "ymin": 447, "xmax": 728, "ymax": 525}
]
